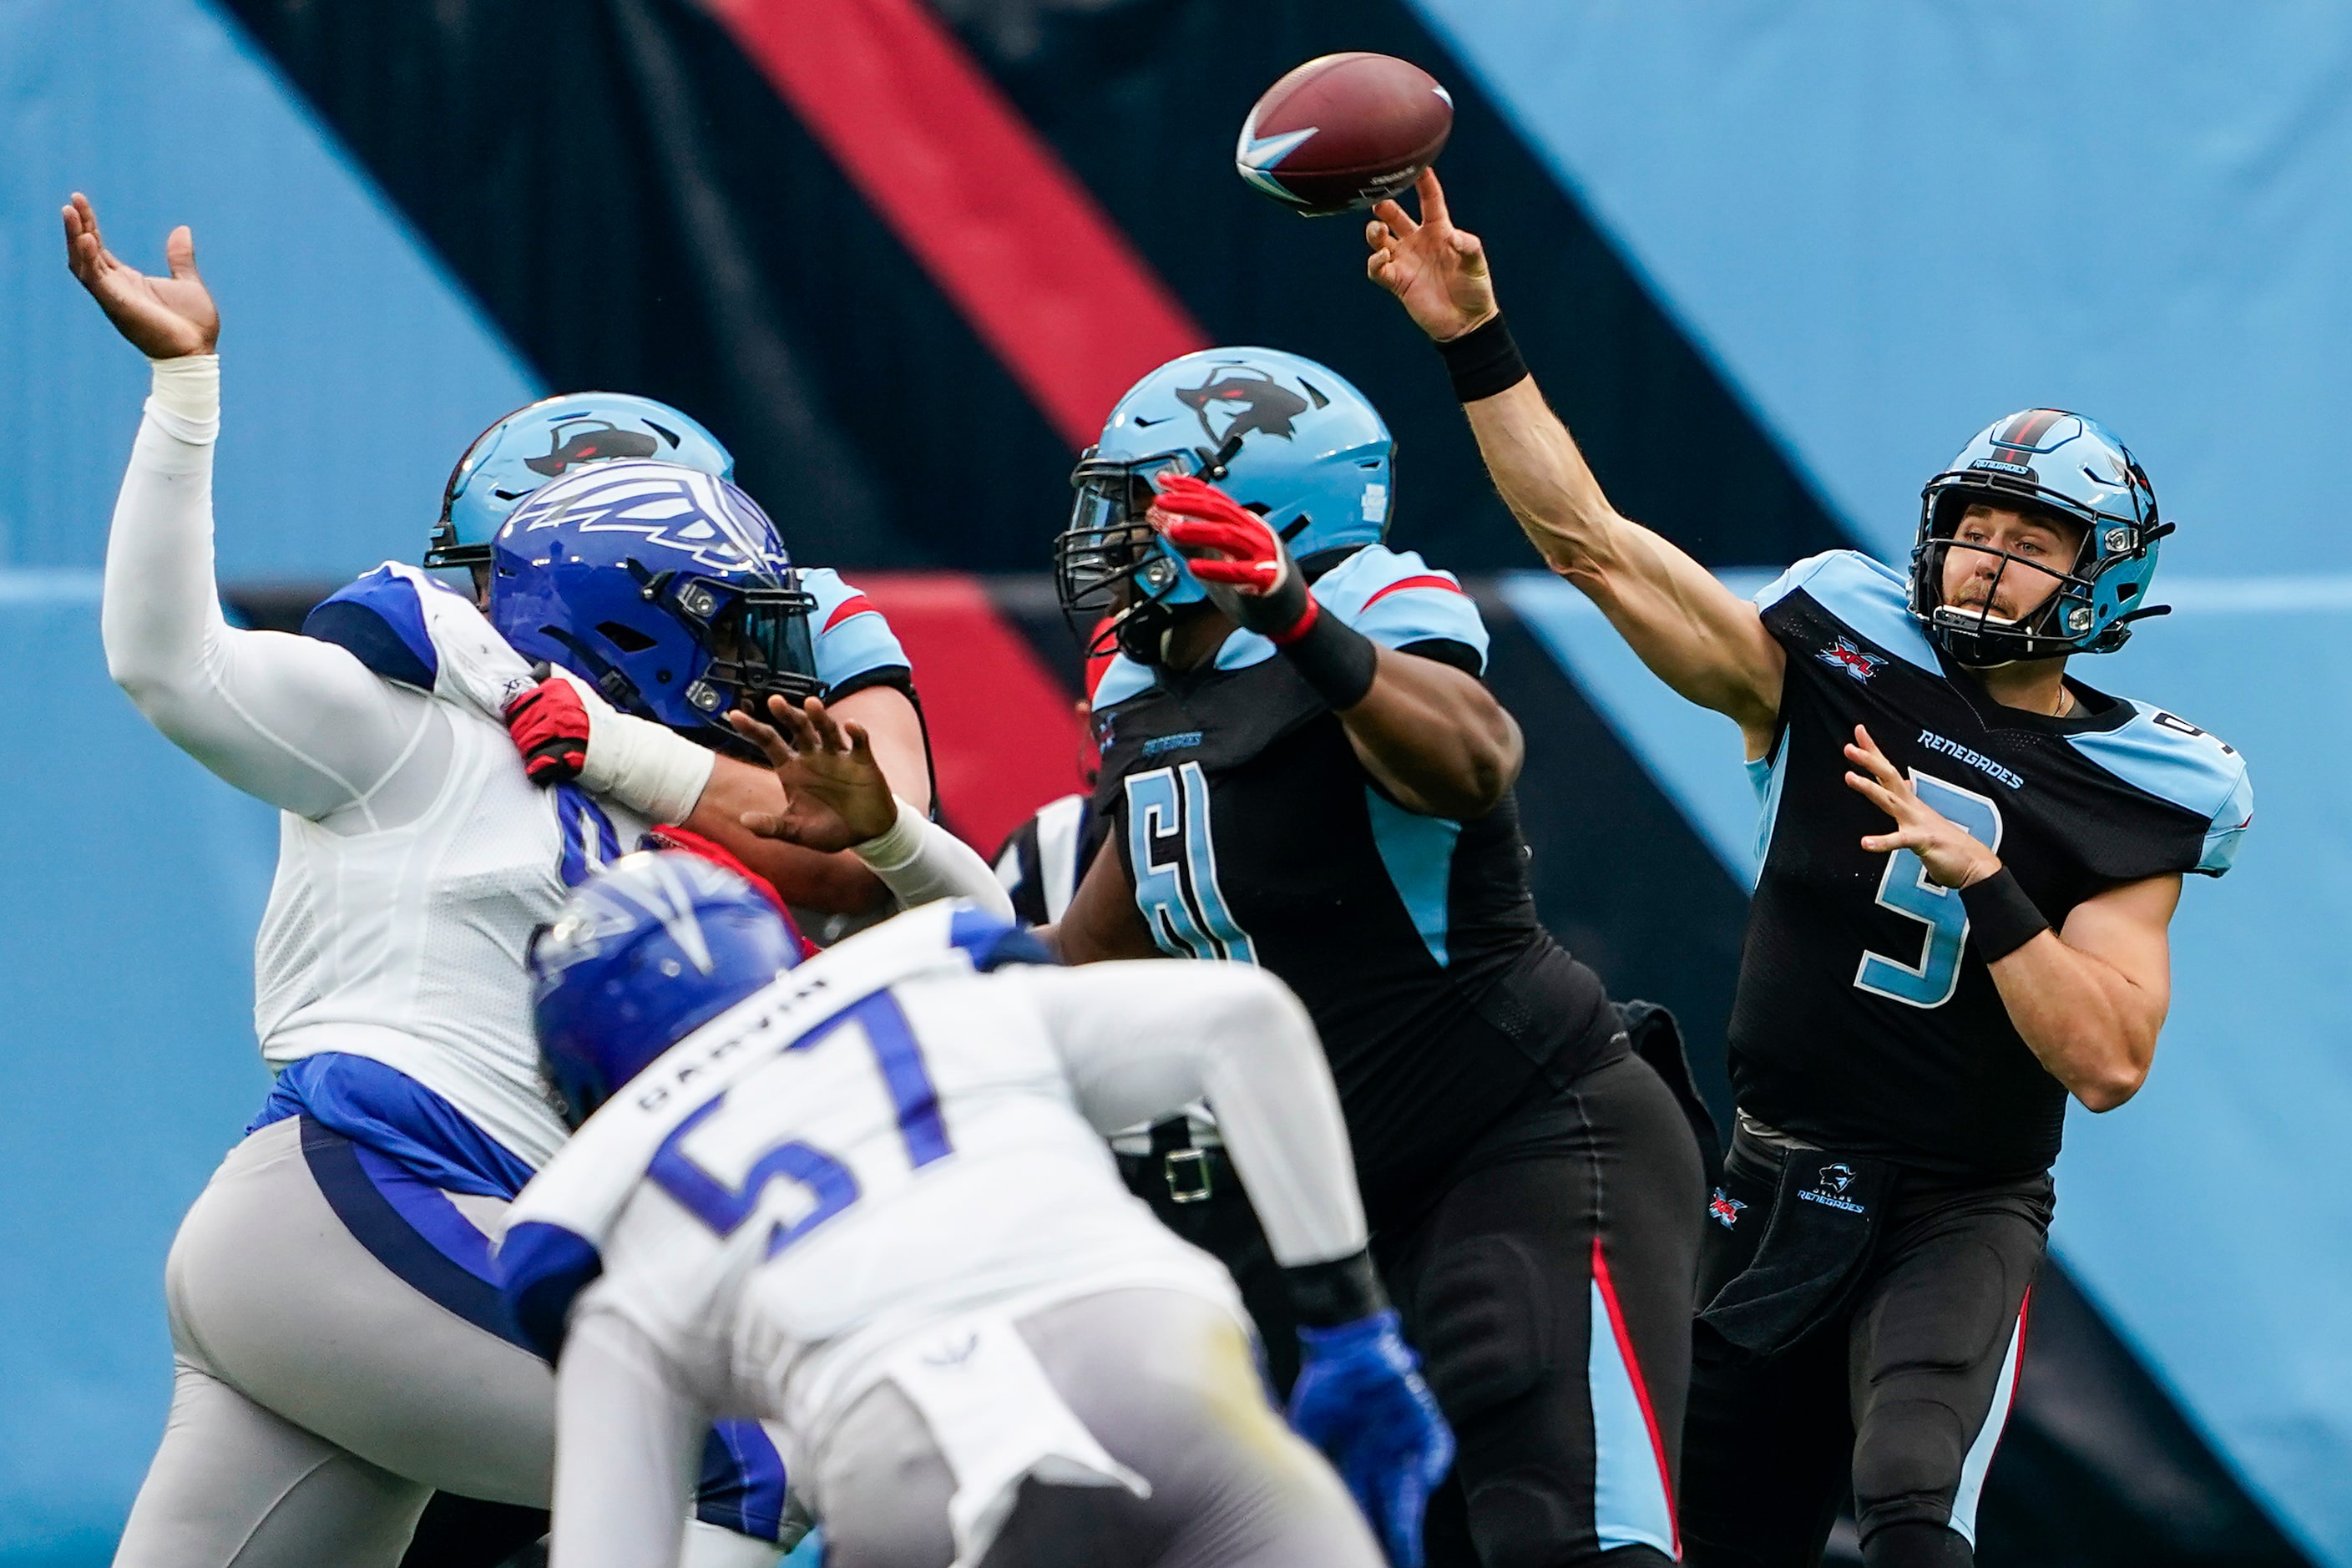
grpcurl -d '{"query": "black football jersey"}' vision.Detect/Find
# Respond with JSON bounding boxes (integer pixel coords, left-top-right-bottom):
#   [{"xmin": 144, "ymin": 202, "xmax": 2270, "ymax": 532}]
[
  {"xmin": 1090, "ymin": 546, "xmax": 1617, "ymax": 1226},
  {"xmin": 1732, "ymin": 551, "xmax": 2252, "ymax": 1177}
]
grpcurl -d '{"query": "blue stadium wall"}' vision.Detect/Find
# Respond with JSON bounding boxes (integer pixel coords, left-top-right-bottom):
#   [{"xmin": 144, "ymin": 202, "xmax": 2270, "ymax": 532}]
[{"xmin": 2, "ymin": 2, "xmax": 2344, "ymax": 1564}]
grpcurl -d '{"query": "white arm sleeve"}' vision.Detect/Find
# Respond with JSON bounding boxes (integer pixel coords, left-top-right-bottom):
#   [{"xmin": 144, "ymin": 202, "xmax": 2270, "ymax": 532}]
[
  {"xmin": 1021, "ymin": 961, "xmax": 1366, "ymax": 1267},
  {"xmin": 551, "ymin": 1308, "xmax": 706, "ymax": 1568},
  {"xmin": 100, "ymin": 357, "xmax": 448, "ymax": 828},
  {"xmin": 854, "ymin": 797, "xmax": 1017, "ymax": 919}
]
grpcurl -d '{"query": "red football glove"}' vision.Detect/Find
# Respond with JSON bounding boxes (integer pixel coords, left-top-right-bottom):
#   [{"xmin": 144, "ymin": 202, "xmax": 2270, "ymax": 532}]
[
  {"xmin": 503, "ymin": 666, "xmax": 591, "ymax": 785},
  {"xmin": 1149, "ymin": 473, "xmax": 1318, "ymax": 642}
]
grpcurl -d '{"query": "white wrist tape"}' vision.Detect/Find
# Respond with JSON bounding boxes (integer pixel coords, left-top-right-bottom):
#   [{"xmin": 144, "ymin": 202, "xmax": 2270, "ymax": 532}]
[
  {"xmin": 552, "ymin": 669, "xmax": 716, "ymax": 825},
  {"xmin": 852, "ymin": 797, "xmax": 1016, "ymax": 919},
  {"xmin": 146, "ymin": 355, "xmax": 220, "ymax": 445}
]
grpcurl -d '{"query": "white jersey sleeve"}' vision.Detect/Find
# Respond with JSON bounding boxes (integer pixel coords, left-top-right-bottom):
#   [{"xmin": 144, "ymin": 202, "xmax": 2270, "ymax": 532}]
[
  {"xmin": 101, "ymin": 357, "xmax": 451, "ymax": 831},
  {"xmin": 1013, "ymin": 960, "xmax": 1366, "ymax": 1267}
]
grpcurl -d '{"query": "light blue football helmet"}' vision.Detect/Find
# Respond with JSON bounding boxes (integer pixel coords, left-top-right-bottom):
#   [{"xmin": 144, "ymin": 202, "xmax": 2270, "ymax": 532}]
[
  {"xmin": 427, "ymin": 393, "xmax": 735, "ymax": 571},
  {"xmin": 1054, "ymin": 348, "xmax": 1393, "ymax": 661},
  {"xmin": 1912, "ymin": 408, "xmax": 2172, "ymax": 663}
]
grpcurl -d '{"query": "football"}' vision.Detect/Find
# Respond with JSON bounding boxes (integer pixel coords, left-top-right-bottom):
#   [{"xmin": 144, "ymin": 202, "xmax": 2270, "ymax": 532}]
[{"xmin": 1236, "ymin": 53, "xmax": 1454, "ymax": 216}]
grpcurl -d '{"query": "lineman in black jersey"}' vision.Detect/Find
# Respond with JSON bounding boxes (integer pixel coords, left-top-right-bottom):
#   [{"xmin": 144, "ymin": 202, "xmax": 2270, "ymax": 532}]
[
  {"xmin": 1044, "ymin": 346, "xmax": 1705, "ymax": 1568},
  {"xmin": 1366, "ymin": 172, "xmax": 2251, "ymax": 1568}
]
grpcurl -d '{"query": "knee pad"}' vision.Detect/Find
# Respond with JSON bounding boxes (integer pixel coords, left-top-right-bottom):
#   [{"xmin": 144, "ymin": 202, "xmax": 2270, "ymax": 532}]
[
  {"xmin": 1850, "ymin": 1397, "xmax": 1967, "ymax": 1527},
  {"xmin": 1464, "ymin": 1470, "xmax": 1575, "ymax": 1568},
  {"xmin": 1413, "ymin": 1235, "xmax": 1555, "ymax": 1419}
]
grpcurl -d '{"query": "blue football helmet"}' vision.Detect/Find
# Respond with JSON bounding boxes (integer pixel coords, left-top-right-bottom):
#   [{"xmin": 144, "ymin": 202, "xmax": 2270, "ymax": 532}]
[
  {"xmin": 1055, "ymin": 348, "xmax": 1393, "ymax": 662},
  {"xmin": 490, "ymin": 459, "xmax": 821, "ymax": 737},
  {"xmin": 427, "ymin": 393, "xmax": 735, "ymax": 571},
  {"xmin": 527, "ymin": 850, "xmax": 802, "ymax": 1130},
  {"xmin": 1912, "ymin": 408, "xmax": 2171, "ymax": 664}
]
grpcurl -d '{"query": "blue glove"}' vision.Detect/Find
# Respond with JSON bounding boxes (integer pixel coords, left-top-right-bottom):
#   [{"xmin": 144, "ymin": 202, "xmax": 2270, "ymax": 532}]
[{"xmin": 1286, "ymin": 1308, "xmax": 1456, "ymax": 1566}]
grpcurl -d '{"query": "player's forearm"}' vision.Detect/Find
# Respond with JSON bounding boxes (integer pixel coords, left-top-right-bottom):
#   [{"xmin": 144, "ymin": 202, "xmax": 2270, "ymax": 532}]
[
  {"xmin": 1340, "ymin": 648, "xmax": 1522, "ymax": 818},
  {"xmin": 687, "ymin": 759, "xmax": 893, "ymax": 914},
  {"xmin": 1464, "ymin": 381, "xmax": 1783, "ymax": 734},
  {"xmin": 551, "ymin": 1311, "xmax": 704, "ymax": 1568},
  {"xmin": 1990, "ymin": 935, "xmax": 2163, "ymax": 1111},
  {"xmin": 1463, "ymin": 377, "xmax": 1624, "ymax": 578},
  {"xmin": 102, "ymin": 356, "xmax": 223, "ymax": 708},
  {"xmin": 1039, "ymin": 963, "xmax": 1367, "ymax": 1263}
]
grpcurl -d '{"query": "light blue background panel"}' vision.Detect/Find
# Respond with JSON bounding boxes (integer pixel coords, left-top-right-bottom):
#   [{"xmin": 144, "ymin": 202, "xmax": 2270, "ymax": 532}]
[
  {"xmin": 0, "ymin": 0, "xmax": 540, "ymax": 1560},
  {"xmin": 0, "ymin": 0, "xmax": 539, "ymax": 582},
  {"xmin": 0, "ymin": 596, "xmax": 276, "ymax": 1563},
  {"xmin": 1414, "ymin": 5, "xmax": 2352, "ymax": 1555}
]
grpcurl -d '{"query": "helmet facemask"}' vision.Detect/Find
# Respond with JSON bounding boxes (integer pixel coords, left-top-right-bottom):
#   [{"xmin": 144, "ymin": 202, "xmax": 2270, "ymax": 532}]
[
  {"xmin": 635, "ymin": 565, "xmax": 822, "ymax": 726},
  {"xmin": 1055, "ymin": 449, "xmax": 1215, "ymax": 665}
]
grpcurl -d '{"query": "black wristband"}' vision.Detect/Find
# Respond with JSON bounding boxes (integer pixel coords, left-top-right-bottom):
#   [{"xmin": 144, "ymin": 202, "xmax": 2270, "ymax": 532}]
[
  {"xmin": 1284, "ymin": 1247, "xmax": 1390, "ymax": 1328},
  {"xmin": 1278, "ymin": 602, "xmax": 1379, "ymax": 711},
  {"xmin": 1435, "ymin": 313, "xmax": 1529, "ymax": 403},
  {"xmin": 1959, "ymin": 867, "xmax": 2051, "ymax": 962}
]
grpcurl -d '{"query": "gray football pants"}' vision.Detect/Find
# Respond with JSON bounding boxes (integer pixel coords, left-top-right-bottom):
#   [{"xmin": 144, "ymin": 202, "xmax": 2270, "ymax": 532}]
[
  {"xmin": 811, "ymin": 1289, "xmax": 1383, "ymax": 1568},
  {"xmin": 113, "ymin": 1115, "xmax": 551, "ymax": 1566},
  {"xmin": 111, "ymin": 1117, "xmax": 781, "ymax": 1568}
]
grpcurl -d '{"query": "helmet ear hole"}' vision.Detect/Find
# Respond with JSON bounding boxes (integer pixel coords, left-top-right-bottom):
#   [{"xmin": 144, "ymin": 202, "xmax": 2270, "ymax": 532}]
[{"xmin": 597, "ymin": 620, "xmax": 658, "ymax": 654}]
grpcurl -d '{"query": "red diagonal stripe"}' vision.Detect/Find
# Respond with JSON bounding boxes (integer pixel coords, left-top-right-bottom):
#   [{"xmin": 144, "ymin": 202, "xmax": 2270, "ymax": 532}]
[
  {"xmin": 852, "ymin": 573, "xmax": 1087, "ymax": 852},
  {"xmin": 708, "ymin": 0, "xmax": 1208, "ymax": 448}
]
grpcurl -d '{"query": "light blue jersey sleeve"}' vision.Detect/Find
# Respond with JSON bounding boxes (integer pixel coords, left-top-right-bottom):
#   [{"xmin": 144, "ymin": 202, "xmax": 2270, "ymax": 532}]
[
  {"xmin": 1754, "ymin": 549, "xmax": 1939, "ymax": 671},
  {"xmin": 1316, "ymin": 545, "xmax": 1490, "ymax": 671},
  {"xmin": 802, "ymin": 569, "xmax": 912, "ymax": 694},
  {"xmin": 2065, "ymin": 702, "xmax": 2253, "ymax": 876}
]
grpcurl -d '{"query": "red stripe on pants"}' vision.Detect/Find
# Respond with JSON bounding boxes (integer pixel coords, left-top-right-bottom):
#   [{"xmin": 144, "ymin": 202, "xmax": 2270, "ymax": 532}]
[{"xmin": 706, "ymin": 0, "xmax": 1207, "ymax": 447}]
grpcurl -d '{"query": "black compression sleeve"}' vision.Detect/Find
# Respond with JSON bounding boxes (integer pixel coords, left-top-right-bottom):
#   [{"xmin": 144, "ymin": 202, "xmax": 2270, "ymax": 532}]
[
  {"xmin": 1278, "ymin": 605, "xmax": 1379, "ymax": 711},
  {"xmin": 1960, "ymin": 867, "xmax": 2051, "ymax": 962},
  {"xmin": 1435, "ymin": 314, "xmax": 1530, "ymax": 403},
  {"xmin": 1284, "ymin": 1247, "xmax": 1391, "ymax": 1328}
]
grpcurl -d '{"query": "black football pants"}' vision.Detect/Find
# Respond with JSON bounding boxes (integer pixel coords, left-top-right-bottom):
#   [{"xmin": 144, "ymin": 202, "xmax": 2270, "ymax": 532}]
[
  {"xmin": 1680, "ymin": 1134, "xmax": 2052, "ymax": 1568},
  {"xmin": 1379, "ymin": 1049, "xmax": 1705, "ymax": 1568}
]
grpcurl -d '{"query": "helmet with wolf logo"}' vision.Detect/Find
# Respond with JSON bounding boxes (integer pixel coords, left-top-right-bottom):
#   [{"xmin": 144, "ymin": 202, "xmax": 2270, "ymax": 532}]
[
  {"xmin": 488, "ymin": 460, "xmax": 820, "ymax": 739},
  {"xmin": 1054, "ymin": 347, "xmax": 1393, "ymax": 661},
  {"xmin": 428, "ymin": 393, "xmax": 734, "ymax": 571}
]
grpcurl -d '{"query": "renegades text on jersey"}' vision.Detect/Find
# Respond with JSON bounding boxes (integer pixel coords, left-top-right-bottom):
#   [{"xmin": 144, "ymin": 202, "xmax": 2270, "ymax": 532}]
[{"xmin": 1732, "ymin": 551, "xmax": 2253, "ymax": 1176}]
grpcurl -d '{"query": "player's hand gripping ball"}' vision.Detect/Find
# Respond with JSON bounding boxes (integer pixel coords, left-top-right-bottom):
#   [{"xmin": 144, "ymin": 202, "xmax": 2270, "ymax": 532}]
[
  {"xmin": 1237, "ymin": 53, "xmax": 1454, "ymax": 216},
  {"xmin": 1287, "ymin": 1310, "xmax": 1456, "ymax": 1567}
]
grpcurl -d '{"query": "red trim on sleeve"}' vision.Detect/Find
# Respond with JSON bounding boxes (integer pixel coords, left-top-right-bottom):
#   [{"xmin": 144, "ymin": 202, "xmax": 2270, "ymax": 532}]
[
  {"xmin": 1360, "ymin": 574, "xmax": 1466, "ymax": 612},
  {"xmin": 822, "ymin": 594, "xmax": 879, "ymax": 635}
]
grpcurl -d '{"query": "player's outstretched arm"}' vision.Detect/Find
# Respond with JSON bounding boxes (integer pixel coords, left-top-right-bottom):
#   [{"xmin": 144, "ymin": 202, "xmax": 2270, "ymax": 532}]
[
  {"xmin": 1844, "ymin": 726, "xmax": 2174, "ymax": 1110},
  {"xmin": 724, "ymin": 695, "xmax": 1009, "ymax": 920},
  {"xmin": 549, "ymin": 1309, "xmax": 706, "ymax": 1568},
  {"xmin": 71, "ymin": 195, "xmax": 446, "ymax": 826},
  {"xmin": 1366, "ymin": 170, "xmax": 1785, "ymax": 751},
  {"xmin": 697, "ymin": 685, "xmax": 934, "ymax": 912}
]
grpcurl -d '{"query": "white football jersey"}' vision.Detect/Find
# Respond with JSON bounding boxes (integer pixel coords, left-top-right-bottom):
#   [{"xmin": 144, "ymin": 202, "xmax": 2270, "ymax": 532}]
[
  {"xmin": 255, "ymin": 706, "xmax": 650, "ymax": 1169},
  {"xmin": 511, "ymin": 907, "xmax": 1239, "ymax": 1458}
]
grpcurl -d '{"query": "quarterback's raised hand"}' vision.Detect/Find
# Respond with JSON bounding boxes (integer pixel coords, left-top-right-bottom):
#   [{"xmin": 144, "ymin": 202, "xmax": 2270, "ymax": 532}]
[
  {"xmin": 62, "ymin": 194, "xmax": 218, "ymax": 359},
  {"xmin": 1364, "ymin": 169, "xmax": 1496, "ymax": 344},
  {"xmin": 1844, "ymin": 725, "xmax": 2002, "ymax": 889},
  {"xmin": 726, "ymin": 694, "xmax": 898, "ymax": 852}
]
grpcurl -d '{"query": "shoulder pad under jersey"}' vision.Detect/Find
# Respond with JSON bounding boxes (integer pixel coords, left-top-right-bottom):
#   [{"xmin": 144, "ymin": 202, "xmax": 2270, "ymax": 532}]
[
  {"xmin": 1316, "ymin": 545, "xmax": 1488, "ymax": 668},
  {"xmin": 802, "ymin": 569, "xmax": 910, "ymax": 693},
  {"xmin": 2064, "ymin": 702, "xmax": 2253, "ymax": 876},
  {"xmin": 1755, "ymin": 549, "xmax": 1938, "ymax": 673}
]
